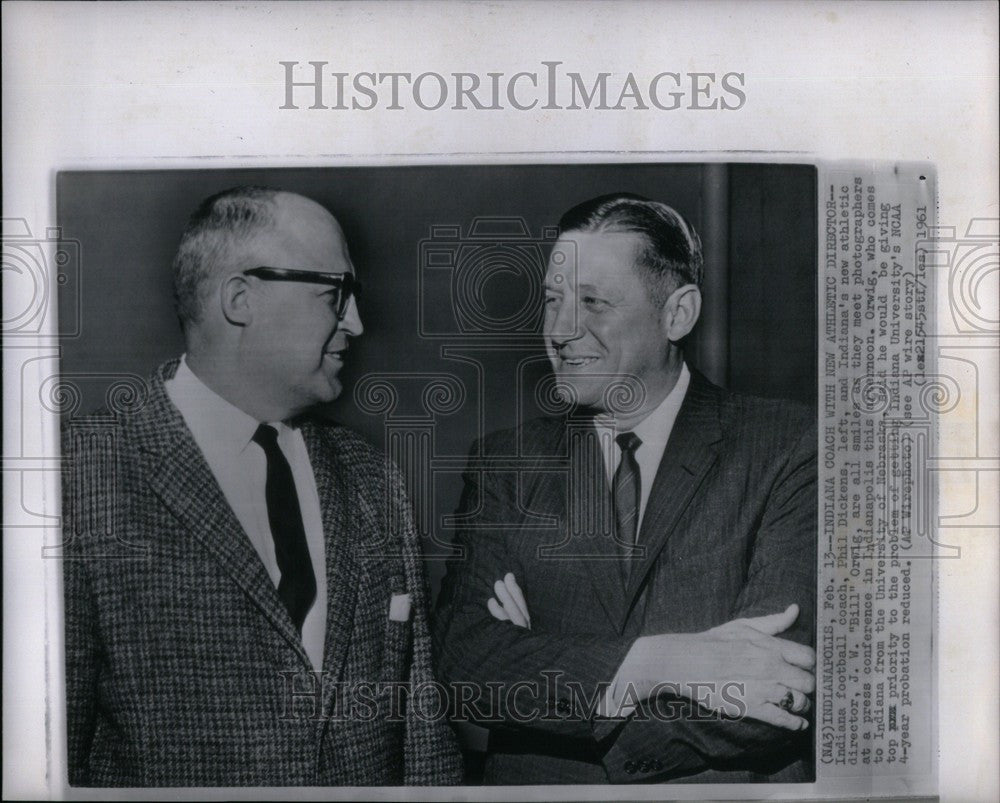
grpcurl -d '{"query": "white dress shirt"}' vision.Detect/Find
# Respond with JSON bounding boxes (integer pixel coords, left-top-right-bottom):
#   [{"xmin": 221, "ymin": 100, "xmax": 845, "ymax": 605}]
[
  {"xmin": 596, "ymin": 363, "xmax": 691, "ymax": 716},
  {"xmin": 165, "ymin": 356, "xmax": 328, "ymax": 670},
  {"xmin": 594, "ymin": 362, "xmax": 691, "ymax": 531}
]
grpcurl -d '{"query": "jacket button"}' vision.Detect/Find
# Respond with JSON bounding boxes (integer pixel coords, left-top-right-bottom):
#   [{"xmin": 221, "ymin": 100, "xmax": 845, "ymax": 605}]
[
  {"xmin": 639, "ymin": 760, "xmax": 651, "ymax": 773},
  {"xmin": 652, "ymin": 759, "xmax": 663, "ymax": 771},
  {"xmin": 624, "ymin": 760, "xmax": 637, "ymax": 774}
]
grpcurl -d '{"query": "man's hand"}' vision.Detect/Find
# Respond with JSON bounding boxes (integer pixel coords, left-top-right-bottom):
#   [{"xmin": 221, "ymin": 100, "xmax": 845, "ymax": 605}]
[
  {"xmin": 623, "ymin": 604, "xmax": 815, "ymax": 730},
  {"xmin": 486, "ymin": 572, "xmax": 531, "ymax": 629},
  {"xmin": 486, "ymin": 575, "xmax": 814, "ymax": 730}
]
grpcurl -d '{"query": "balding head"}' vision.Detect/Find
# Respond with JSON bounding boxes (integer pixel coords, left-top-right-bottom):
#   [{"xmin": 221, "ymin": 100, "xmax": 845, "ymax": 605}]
[
  {"xmin": 175, "ymin": 187, "xmax": 364, "ymax": 421},
  {"xmin": 172, "ymin": 187, "xmax": 347, "ymax": 333},
  {"xmin": 173, "ymin": 186, "xmax": 276, "ymax": 331},
  {"xmin": 246, "ymin": 192, "xmax": 352, "ymax": 284}
]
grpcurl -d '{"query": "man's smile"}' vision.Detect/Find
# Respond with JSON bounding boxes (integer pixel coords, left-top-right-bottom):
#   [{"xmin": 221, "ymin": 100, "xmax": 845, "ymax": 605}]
[
  {"xmin": 554, "ymin": 351, "xmax": 601, "ymax": 368},
  {"xmin": 322, "ymin": 348, "xmax": 347, "ymax": 369}
]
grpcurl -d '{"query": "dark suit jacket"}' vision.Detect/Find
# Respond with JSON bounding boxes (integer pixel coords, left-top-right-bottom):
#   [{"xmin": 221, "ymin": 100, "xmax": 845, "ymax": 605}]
[
  {"xmin": 62, "ymin": 359, "xmax": 462, "ymax": 787},
  {"xmin": 434, "ymin": 368, "xmax": 816, "ymax": 784}
]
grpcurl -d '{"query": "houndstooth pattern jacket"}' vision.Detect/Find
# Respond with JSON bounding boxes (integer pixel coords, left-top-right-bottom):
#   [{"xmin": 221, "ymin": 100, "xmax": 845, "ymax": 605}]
[{"xmin": 62, "ymin": 359, "xmax": 462, "ymax": 787}]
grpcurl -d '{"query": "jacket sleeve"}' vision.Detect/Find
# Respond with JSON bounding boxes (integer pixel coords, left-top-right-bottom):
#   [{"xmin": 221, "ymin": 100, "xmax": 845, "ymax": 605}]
[
  {"xmin": 386, "ymin": 463, "xmax": 464, "ymax": 785},
  {"xmin": 433, "ymin": 440, "xmax": 635, "ymax": 741},
  {"xmin": 596, "ymin": 417, "xmax": 818, "ymax": 782}
]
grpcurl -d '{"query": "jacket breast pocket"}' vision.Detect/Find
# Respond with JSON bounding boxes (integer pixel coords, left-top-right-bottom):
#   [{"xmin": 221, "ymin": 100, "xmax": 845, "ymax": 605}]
[{"xmin": 379, "ymin": 573, "xmax": 413, "ymax": 686}]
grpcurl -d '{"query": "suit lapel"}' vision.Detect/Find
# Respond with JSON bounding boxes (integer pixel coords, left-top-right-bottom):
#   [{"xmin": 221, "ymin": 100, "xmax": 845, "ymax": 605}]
[
  {"xmin": 529, "ymin": 417, "xmax": 628, "ymax": 628},
  {"xmin": 622, "ymin": 369, "xmax": 725, "ymax": 616},
  {"xmin": 570, "ymin": 421, "xmax": 631, "ymax": 624},
  {"xmin": 134, "ymin": 361, "xmax": 311, "ymax": 668},
  {"xmin": 301, "ymin": 423, "xmax": 360, "ymax": 698}
]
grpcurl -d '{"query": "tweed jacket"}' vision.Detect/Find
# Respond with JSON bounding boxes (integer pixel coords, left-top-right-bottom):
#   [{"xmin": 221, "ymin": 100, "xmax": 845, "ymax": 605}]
[
  {"xmin": 434, "ymin": 368, "xmax": 816, "ymax": 784},
  {"xmin": 62, "ymin": 359, "xmax": 462, "ymax": 787}
]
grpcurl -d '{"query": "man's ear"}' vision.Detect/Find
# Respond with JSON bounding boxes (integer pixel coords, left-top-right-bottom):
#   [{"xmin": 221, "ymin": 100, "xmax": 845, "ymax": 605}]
[
  {"xmin": 220, "ymin": 274, "xmax": 253, "ymax": 326},
  {"xmin": 661, "ymin": 284, "xmax": 702, "ymax": 341}
]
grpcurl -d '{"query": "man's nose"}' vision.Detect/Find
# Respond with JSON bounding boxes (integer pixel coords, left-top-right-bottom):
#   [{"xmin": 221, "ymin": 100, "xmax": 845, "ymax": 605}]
[
  {"xmin": 546, "ymin": 299, "xmax": 581, "ymax": 343},
  {"xmin": 338, "ymin": 295, "xmax": 364, "ymax": 337}
]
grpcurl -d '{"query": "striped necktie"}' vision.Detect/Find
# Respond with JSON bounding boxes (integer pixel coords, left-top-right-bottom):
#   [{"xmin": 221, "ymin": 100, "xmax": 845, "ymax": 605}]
[{"xmin": 613, "ymin": 431, "xmax": 642, "ymax": 581}]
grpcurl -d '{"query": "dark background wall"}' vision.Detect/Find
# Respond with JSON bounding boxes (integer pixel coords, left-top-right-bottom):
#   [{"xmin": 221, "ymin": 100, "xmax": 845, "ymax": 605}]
[{"xmin": 57, "ymin": 163, "xmax": 816, "ymax": 592}]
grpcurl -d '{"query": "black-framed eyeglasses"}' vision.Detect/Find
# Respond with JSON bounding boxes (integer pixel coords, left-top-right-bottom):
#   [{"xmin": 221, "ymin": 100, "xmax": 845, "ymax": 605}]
[{"xmin": 243, "ymin": 266, "xmax": 361, "ymax": 319}]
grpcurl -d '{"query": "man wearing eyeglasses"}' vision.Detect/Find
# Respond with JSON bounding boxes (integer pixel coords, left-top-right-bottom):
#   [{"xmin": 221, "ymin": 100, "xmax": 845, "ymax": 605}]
[{"xmin": 62, "ymin": 187, "xmax": 461, "ymax": 786}]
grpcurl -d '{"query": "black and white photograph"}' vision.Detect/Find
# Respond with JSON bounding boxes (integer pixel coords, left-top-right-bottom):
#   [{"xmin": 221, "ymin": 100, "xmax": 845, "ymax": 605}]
[{"xmin": 55, "ymin": 165, "xmax": 817, "ymax": 786}]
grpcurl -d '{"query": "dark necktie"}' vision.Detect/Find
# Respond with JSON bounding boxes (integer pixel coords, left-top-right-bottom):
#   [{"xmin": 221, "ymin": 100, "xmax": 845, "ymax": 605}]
[
  {"xmin": 252, "ymin": 424, "xmax": 316, "ymax": 633},
  {"xmin": 613, "ymin": 432, "xmax": 642, "ymax": 579}
]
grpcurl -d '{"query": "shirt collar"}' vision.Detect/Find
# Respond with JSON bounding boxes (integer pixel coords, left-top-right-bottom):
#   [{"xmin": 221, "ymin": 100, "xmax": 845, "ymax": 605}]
[
  {"xmin": 167, "ymin": 355, "xmax": 280, "ymax": 455},
  {"xmin": 593, "ymin": 362, "xmax": 691, "ymax": 450},
  {"xmin": 630, "ymin": 362, "xmax": 690, "ymax": 453}
]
